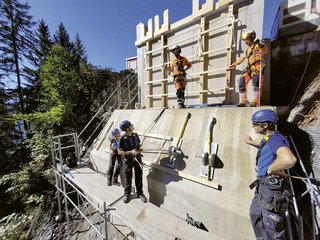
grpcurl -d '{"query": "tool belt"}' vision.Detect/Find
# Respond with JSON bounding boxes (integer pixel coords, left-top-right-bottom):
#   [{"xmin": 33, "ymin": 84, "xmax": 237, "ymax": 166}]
[
  {"xmin": 250, "ymin": 175, "xmax": 291, "ymax": 213},
  {"xmin": 173, "ymin": 73, "xmax": 186, "ymax": 81},
  {"xmin": 249, "ymin": 175, "xmax": 284, "ymax": 190}
]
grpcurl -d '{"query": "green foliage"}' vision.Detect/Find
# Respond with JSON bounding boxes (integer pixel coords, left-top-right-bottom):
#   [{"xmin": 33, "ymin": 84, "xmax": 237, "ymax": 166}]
[
  {"xmin": 53, "ymin": 23, "xmax": 74, "ymax": 52},
  {"xmin": 0, "ymin": 0, "xmax": 36, "ymax": 116},
  {"xmin": 0, "ymin": 213, "xmax": 29, "ymax": 240},
  {"xmin": 0, "ymin": 1, "xmax": 129, "ymax": 239},
  {"xmin": 24, "ymin": 19, "xmax": 53, "ymax": 113},
  {"xmin": 35, "ymin": 19, "xmax": 53, "ymax": 65},
  {"xmin": 0, "ymin": 161, "xmax": 51, "ymax": 204},
  {"xmin": 0, "ymin": 0, "xmax": 35, "ymax": 75},
  {"xmin": 74, "ymin": 33, "xmax": 87, "ymax": 62}
]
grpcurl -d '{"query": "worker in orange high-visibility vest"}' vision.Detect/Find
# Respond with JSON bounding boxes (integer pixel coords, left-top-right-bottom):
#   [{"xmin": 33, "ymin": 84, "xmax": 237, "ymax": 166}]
[
  {"xmin": 169, "ymin": 45, "xmax": 192, "ymax": 109},
  {"xmin": 229, "ymin": 30, "xmax": 268, "ymax": 107}
]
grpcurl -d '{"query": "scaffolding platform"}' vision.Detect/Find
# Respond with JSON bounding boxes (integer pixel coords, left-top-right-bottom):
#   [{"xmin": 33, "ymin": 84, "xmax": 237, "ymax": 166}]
[{"xmin": 67, "ymin": 166, "xmax": 221, "ymax": 240}]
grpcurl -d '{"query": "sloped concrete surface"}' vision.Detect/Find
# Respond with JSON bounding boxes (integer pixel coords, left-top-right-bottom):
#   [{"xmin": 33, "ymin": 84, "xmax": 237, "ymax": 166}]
[{"xmin": 89, "ymin": 106, "xmax": 276, "ymax": 239}]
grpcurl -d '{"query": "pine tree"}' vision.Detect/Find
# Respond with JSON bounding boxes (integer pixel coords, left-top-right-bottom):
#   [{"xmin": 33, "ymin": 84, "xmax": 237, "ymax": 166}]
[
  {"xmin": 24, "ymin": 19, "xmax": 52, "ymax": 113},
  {"xmin": 35, "ymin": 19, "xmax": 52, "ymax": 66},
  {"xmin": 53, "ymin": 23, "xmax": 74, "ymax": 52},
  {"xmin": 0, "ymin": 0, "xmax": 35, "ymax": 116},
  {"xmin": 74, "ymin": 33, "xmax": 87, "ymax": 62}
]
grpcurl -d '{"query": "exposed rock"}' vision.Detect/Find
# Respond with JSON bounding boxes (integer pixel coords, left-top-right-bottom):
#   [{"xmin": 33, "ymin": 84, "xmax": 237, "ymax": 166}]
[{"xmin": 288, "ymin": 73, "xmax": 320, "ymax": 180}]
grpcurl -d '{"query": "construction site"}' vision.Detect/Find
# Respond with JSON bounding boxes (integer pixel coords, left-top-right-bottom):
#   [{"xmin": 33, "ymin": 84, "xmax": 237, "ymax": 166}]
[{"xmin": 51, "ymin": 0, "xmax": 320, "ymax": 239}]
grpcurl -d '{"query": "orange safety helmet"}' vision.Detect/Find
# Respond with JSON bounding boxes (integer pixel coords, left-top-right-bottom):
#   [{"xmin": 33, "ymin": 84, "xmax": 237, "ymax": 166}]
[{"xmin": 241, "ymin": 30, "xmax": 256, "ymax": 41}]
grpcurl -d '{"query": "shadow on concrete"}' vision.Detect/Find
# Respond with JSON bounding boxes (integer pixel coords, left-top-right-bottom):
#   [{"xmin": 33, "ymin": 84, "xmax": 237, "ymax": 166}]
[
  {"xmin": 158, "ymin": 150, "xmax": 188, "ymax": 171},
  {"xmin": 173, "ymin": 152, "xmax": 189, "ymax": 171},
  {"xmin": 146, "ymin": 151, "xmax": 190, "ymax": 207},
  {"xmin": 146, "ymin": 167, "xmax": 181, "ymax": 207},
  {"xmin": 213, "ymin": 156, "xmax": 224, "ymax": 169}
]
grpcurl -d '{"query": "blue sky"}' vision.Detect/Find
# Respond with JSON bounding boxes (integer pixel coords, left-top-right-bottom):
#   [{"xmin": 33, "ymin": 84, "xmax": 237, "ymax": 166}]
[{"xmin": 26, "ymin": 0, "xmax": 281, "ymax": 72}]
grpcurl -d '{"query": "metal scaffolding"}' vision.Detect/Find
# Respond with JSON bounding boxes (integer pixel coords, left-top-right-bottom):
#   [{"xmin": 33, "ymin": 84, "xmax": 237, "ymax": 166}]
[{"xmin": 51, "ymin": 133, "xmax": 116, "ymax": 240}]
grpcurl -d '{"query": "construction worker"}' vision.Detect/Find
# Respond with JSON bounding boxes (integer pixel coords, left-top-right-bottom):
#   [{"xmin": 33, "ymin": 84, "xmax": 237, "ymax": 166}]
[
  {"xmin": 228, "ymin": 30, "xmax": 268, "ymax": 107},
  {"xmin": 106, "ymin": 128, "xmax": 122, "ymax": 186},
  {"xmin": 243, "ymin": 109, "xmax": 296, "ymax": 239},
  {"xmin": 169, "ymin": 45, "xmax": 192, "ymax": 108},
  {"xmin": 118, "ymin": 120, "xmax": 147, "ymax": 203}
]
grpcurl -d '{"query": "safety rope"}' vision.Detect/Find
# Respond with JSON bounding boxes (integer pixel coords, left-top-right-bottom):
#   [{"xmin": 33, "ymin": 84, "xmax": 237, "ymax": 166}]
[{"xmin": 288, "ymin": 29, "xmax": 318, "ymax": 106}]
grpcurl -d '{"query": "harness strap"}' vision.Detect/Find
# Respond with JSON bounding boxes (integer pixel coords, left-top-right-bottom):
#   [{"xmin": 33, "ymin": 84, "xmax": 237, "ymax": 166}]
[
  {"xmin": 249, "ymin": 175, "xmax": 284, "ymax": 190},
  {"xmin": 245, "ymin": 43, "xmax": 265, "ymax": 73}
]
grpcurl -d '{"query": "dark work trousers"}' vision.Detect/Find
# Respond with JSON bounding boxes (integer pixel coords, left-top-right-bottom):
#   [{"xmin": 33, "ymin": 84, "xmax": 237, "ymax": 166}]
[
  {"xmin": 239, "ymin": 73, "xmax": 260, "ymax": 92},
  {"xmin": 249, "ymin": 180, "xmax": 288, "ymax": 240},
  {"xmin": 123, "ymin": 156, "xmax": 143, "ymax": 196},
  {"xmin": 107, "ymin": 154, "xmax": 122, "ymax": 184},
  {"xmin": 176, "ymin": 89, "xmax": 185, "ymax": 108}
]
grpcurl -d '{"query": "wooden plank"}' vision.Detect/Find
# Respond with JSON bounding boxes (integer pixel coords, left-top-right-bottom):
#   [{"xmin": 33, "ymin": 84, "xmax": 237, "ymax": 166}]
[
  {"xmin": 147, "ymin": 41, "xmax": 153, "ymax": 108},
  {"xmin": 137, "ymin": 208, "xmax": 224, "ymax": 240},
  {"xmin": 225, "ymin": 4, "xmax": 234, "ymax": 104},
  {"xmin": 137, "ymin": 131, "xmax": 173, "ymax": 141},
  {"xmin": 96, "ymin": 121, "xmax": 114, "ymax": 150},
  {"xmin": 161, "ymin": 35, "xmax": 168, "ymax": 108},
  {"xmin": 146, "ymin": 162, "xmax": 221, "ymax": 190},
  {"xmin": 199, "ymin": 17, "xmax": 208, "ymax": 104}
]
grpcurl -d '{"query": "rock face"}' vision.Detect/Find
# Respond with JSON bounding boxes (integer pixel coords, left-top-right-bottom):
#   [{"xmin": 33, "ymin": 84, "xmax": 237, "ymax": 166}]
[
  {"xmin": 271, "ymin": 31, "xmax": 320, "ymax": 106},
  {"xmin": 288, "ymin": 73, "xmax": 320, "ymax": 181},
  {"xmin": 272, "ymin": 30, "xmax": 320, "ymax": 180}
]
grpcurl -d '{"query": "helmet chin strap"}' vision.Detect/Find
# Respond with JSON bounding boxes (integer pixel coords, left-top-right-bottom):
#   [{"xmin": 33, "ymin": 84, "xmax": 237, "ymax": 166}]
[{"xmin": 260, "ymin": 123, "xmax": 270, "ymax": 135}]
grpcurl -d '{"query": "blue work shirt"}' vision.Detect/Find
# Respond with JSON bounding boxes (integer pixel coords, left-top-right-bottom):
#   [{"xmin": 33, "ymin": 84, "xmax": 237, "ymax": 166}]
[{"xmin": 257, "ymin": 133, "xmax": 290, "ymax": 177}]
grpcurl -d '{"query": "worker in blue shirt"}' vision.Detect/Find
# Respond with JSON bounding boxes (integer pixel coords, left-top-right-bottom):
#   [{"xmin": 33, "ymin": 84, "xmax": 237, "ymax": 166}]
[
  {"xmin": 243, "ymin": 109, "xmax": 296, "ymax": 239},
  {"xmin": 118, "ymin": 120, "xmax": 147, "ymax": 204},
  {"xmin": 106, "ymin": 128, "xmax": 122, "ymax": 186}
]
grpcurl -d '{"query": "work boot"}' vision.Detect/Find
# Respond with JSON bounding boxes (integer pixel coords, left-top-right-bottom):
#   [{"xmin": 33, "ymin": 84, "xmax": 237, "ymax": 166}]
[
  {"xmin": 107, "ymin": 181, "xmax": 112, "ymax": 186},
  {"xmin": 139, "ymin": 194, "xmax": 148, "ymax": 203},
  {"xmin": 123, "ymin": 195, "xmax": 130, "ymax": 203},
  {"xmin": 237, "ymin": 102, "xmax": 246, "ymax": 107},
  {"xmin": 113, "ymin": 181, "xmax": 121, "ymax": 186},
  {"xmin": 250, "ymin": 102, "xmax": 257, "ymax": 107}
]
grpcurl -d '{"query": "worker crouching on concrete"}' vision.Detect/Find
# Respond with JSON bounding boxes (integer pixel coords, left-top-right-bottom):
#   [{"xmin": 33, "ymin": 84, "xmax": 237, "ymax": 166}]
[
  {"xmin": 106, "ymin": 128, "xmax": 122, "ymax": 186},
  {"xmin": 169, "ymin": 45, "xmax": 192, "ymax": 109},
  {"xmin": 229, "ymin": 30, "xmax": 268, "ymax": 107},
  {"xmin": 118, "ymin": 120, "xmax": 147, "ymax": 203},
  {"xmin": 243, "ymin": 109, "xmax": 296, "ymax": 239}
]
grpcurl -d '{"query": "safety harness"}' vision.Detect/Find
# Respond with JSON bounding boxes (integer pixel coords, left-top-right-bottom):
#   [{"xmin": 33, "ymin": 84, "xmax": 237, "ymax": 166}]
[
  {"xmin": 254, "ymin": 134, "xmax": 272, "ymax": 166},
  {"xmin": 173, "ymin": 57, "xmax": 186, "ymax": 80},
  {"xmin": 250, "ymin": 132, "xmax": 280, "ymax": 189},
  {"xmin": 244, "ymin": 41, "xmax": 265, "ymax": 75},
  {"xmin": 249, "ymin": 133, "xmax": 291, "ymax": 212},
  {"xmin": 121, "ymin": 133, "xmax": 140, "ymax": 159}
]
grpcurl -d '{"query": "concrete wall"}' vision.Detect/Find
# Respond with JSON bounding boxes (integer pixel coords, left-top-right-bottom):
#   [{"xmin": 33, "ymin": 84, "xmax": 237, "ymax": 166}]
[
  {"xmin": 90, "ymin": 107, "xmax": 276, "ymax": 239},
  {"xmin": 272, "ymin": 0, "xmax": 320, "ymax": 38},
  {"xmin": 135, "ymin": 0, "xmax": 270, "ymax": 108},
  {"xmin": 271, "ymin": 31, "xmax": 320, "ymax": 105}
]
